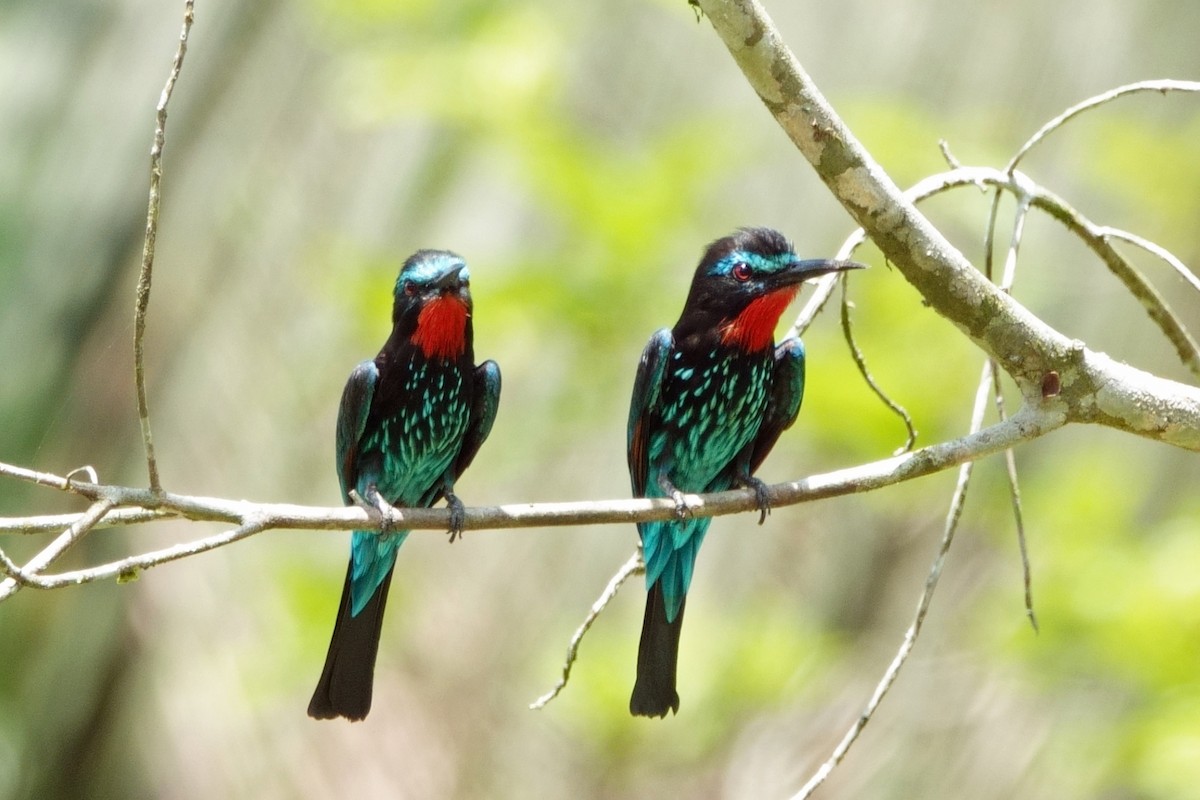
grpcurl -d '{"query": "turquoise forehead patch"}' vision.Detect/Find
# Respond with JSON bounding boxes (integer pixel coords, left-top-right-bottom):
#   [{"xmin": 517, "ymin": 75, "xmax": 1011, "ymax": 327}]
[
  {"xmin": 707, "ymin": 249, "xmax": 796, "ymax": 278},
  {"xmin": 397, "ymin": 252, "xmax": 469, "ymax": 288}
]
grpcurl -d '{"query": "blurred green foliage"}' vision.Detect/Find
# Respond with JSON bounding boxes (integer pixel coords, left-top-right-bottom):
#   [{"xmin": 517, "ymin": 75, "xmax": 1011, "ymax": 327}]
[{"xmin": 1, "ymin": 0, "xmax": 1198, "ymax": 798}]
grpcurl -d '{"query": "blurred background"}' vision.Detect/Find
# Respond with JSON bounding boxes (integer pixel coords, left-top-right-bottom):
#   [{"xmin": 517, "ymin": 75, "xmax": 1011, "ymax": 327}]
[{"xmin": 2, "ymin": 0, "xmax": 1199, "ymax": 797}]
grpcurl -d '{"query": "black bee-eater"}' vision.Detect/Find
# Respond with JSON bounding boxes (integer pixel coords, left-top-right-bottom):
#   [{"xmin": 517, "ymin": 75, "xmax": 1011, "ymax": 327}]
[
  {"xmin": 309, "ymin": 249, "xmax": 501, "ymax": 721},
  {"xmin": 627, "ymin": 227, "xmax": 862, "ymax": 717}
]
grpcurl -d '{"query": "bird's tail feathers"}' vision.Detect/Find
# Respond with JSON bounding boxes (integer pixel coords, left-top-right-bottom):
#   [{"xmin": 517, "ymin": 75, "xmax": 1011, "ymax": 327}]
[
  {"xmin": 630, "ymin": 583, "xmax": 685, "ymax": 718},
  {"xmin": 308, "ymin": 559, "xmax": 394, "ymax": 721},
  {"xmin": 349, "ymin": 529, "xmax": 407, "ymax": 616},
  {"xmin": 641, "ymin": 520, "xmax": 708, "ymax": 623}
]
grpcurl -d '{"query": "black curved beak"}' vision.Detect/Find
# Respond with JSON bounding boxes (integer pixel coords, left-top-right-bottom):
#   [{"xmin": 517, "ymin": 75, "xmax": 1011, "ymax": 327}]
[{"xmin": 784, "ymin": 258, "xmax": 867, "ymax": 284}]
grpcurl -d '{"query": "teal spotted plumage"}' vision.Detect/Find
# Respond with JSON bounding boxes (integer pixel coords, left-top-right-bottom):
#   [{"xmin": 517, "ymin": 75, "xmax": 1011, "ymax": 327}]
[
  {"xmin": 627, "ymin": 228, "xmax": 862, "ymax": 717},
  {"xmin": 309, "ymin": 250, "xmax": 501, "ymax": 721}
]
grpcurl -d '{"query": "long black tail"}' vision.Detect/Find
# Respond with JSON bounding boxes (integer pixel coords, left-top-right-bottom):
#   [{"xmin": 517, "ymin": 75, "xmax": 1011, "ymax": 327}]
[
  {"xmin": 307, "ymin": 560, "xmax": 394, "ymax": 721},
  {"xmin": 629, "ymin": 583, "xmax": 685, "ymax": 717}
]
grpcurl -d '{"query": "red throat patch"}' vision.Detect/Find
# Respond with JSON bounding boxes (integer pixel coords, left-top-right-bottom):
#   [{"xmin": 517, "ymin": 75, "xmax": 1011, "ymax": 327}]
[
  {"xmin": 412, "ymin": 295, "xmax": 469, "ymax": 358},
  {"xmin": 720, "ymin": 286, "xmax": 799, "ymax": 351}
]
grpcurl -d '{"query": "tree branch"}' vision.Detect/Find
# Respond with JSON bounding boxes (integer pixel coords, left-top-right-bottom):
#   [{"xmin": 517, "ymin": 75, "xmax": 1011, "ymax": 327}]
[
  {"xmin": 694, "ymin": 0, "xmax": 1200, "ymax": 448},
  {"xmin": 0, "ymin": 403, "xmax": 1060, "ymax": 599}
]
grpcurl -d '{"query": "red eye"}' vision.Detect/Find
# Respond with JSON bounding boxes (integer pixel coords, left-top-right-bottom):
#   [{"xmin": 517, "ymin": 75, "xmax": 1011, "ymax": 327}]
[
  {"xmin": 732, "ymin": 262, "xmax": 753, "ymax": 282},
  {"xmin": 403, "ymin": 281, "xmax": 417, "ymax": 296}
]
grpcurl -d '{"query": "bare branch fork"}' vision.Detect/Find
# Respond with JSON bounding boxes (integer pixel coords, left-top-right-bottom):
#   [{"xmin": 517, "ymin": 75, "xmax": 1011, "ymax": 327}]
[{"xmin": 697, "ymin": 0, "xmax": 1200, "ymax": 438}]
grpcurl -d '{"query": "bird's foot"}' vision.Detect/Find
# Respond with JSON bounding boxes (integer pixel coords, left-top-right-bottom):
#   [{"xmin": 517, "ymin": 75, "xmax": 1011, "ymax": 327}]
[
  {"xmin": 355, "ymin": 485, "xmax": 401, "ymax": 534},
  {"xmin": 737, "ymin": 475, "xmax": 772, "ymax": 525},
  {"xmin": 657, "ymin": 474, "xmax": 696, "ymax": 520},
  {"xmin": 658, "ymin": 477, "xmax": 695, "ymax": 520},
  {"xmin": 670, "ymin": 488, "xmax": 695, "ymax": 520},
  {"xmin": 445, "ymin": 492, "xmax": 466, "ymax": 543}
]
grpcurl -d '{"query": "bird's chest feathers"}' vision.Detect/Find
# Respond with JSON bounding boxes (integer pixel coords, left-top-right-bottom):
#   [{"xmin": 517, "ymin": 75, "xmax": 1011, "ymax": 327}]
[
  {"xmin": 719, "ymin": 286, "xmax": 798, "ymax": 351},
  {"xmin": 364, "ymin": 360, "xmax": 470, "ymax": 502},
  {"xmin": 411, "ymin": 295, "xmax": 469, "ymax": 359},
  {"xmin": 652, "ymin": 350, "xmax": 772, "ymax": 489}
]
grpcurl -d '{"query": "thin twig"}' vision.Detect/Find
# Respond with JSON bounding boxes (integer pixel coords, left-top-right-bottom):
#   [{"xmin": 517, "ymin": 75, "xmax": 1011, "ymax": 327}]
[
  {"xmin": 793, "ymin": 359, "xmax": 996, "ymax": 800},
  {"xmin": 530, "ymin": 548, "xmax": 644, "ymax": 709},
  {"xmin": 134, "ymin": 0, "xmax": 195, "ymax": 493},
  {"xmin": 839, "ymin": 276, "xmax": 916, "ymax": 454},
  {"xmin": 937, "ymin": 139, "xmax": 963, "ymax": 170},
  {"xmin": 999, "ymin": 192, "xmax": 1030, "ymax": 289},
  {"xmin": 8, "ymin": 518, "xmax": 269, "ymax": 591},
  {"xmin": 5, "ymin": 507, "xmax": 168, "ymax": 535},
  {"xmin": 0, "ymin": 499, "xmax": 117, "ymax": 601},
  {"xmin": 991, "ymin": 372, "xmax": 1035, "ymax": 631},
  {"xmin": 1011, "ymin": 450, "xmax": 1035, "ymax": 629},
  {"xmin": 1101, "ymin": 226, "xmax": 1200, "ymax": 295},
  {"xmin": 994, "ymin": 191, "xmax": 1036, "ymax": 630},
  {"xmin": 1006, "ymin": 80, "xmax": 1200, "ymax": 174},
  {"xmin": 982, "ymin": 189, "xmax": 1003, "ymax": 281},
  {"xmin": 1028, "ymin": 183, "xmax": 1200, "ymax": 377}
]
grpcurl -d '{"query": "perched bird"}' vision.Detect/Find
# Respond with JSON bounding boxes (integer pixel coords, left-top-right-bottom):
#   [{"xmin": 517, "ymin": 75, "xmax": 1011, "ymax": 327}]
[
  {"xmin": 308, "ymin": 249, "xmax": 501, "ymax": 721},
  {"xmin": 627, "ymin": 227, "xmax": 863, "ymax": 717}
]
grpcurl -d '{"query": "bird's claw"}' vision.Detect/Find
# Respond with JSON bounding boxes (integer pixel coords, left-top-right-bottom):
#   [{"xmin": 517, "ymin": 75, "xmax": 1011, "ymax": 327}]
[
  {"xmin": 739, "ymin": 475, "xmax": 772, "ymax": 525},
  {"xmin": 670, "ymin": 489, "xmax": 693, "ymax": 520},
  {"xmin": 657, "ymin": 477, "xmax": 694, "ymax": 520},
  {"xmin": 355, "ymin": 485, "xmax": 400, "ymax": 534},
  {"xmin": 446, "ymin": 492, "xmax": 466, "ymax": 543}
]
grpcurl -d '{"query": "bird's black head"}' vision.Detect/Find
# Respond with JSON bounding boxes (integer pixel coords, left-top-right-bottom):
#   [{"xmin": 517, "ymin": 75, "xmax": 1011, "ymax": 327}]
[
  {"xmin": 393, "ymin": 249, "xmax": 471, "ymax": 319},
  {"xmin": 676, "ymin": 227, "xmax": 864, "ymax": 349},
  {"xmin": 390, "ymin": 249, "xmax": 474, "ymax": 359}
]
